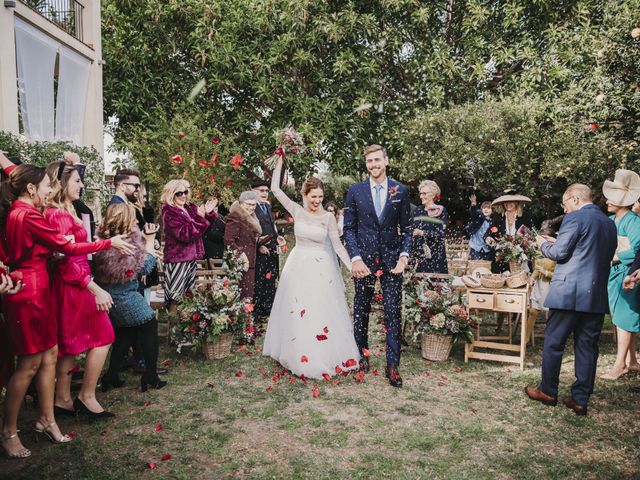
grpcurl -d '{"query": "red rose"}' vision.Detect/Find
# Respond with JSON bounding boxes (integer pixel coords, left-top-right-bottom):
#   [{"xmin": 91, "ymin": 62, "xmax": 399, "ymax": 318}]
[
  {"xmin": 192, "ymin": 312, "xmax": 200, "ymax": 322},
  {"xmin": 225, "ymin": 179, "xmax": 233, "ymax": 186},
  {"xmin": 125, "ymin": 269, "xmax": 134, "ymax": 277},
  {"xmin": 212, "ymin": 136, "xmax": 220, "ymax": 144}
]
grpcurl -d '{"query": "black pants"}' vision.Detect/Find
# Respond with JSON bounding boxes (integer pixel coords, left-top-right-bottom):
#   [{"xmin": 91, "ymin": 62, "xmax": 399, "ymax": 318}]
[{"xmin": 105, "ymin": 318, "xmax": 159, "ymax": 383}]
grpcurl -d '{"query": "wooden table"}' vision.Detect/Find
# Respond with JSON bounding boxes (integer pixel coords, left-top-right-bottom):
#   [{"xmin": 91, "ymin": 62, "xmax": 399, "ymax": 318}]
[{"xmin": 464, "ymin": 286, "xmax": 529, "ymax": 370}]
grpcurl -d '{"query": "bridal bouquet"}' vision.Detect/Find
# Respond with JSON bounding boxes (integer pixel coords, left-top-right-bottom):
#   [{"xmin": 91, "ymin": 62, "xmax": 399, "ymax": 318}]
[
  {"xmin": 171, "ymin": 250, "xmax": 254, "ymax": 353},
  {"xmin": 263, "ymin": 126, "xmax": 306, "ymax": 170},
  {"xmin": 494, "ymin": 225, "xmax": 539, "ymax": 264}
]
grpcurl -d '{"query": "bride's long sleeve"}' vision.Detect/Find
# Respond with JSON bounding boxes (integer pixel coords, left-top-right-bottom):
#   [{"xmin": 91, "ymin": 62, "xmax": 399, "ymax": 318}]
[
  {"xmin": 327, "ymin": 215, "xmax": 352, "ymax": 271},
  {"xmin": 270, "ymin": 163, "xmax": 302, "ymax": 218}
]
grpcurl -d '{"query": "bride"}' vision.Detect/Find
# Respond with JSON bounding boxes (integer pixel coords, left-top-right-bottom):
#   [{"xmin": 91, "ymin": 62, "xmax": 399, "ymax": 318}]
[{"xmin": 262, "ymin": 157, "xmax": 360, "ymax": 379}]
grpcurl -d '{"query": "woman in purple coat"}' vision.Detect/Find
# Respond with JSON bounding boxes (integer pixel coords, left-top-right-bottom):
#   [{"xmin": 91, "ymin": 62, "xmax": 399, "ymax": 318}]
[{"xmin": 161, "ymin": 180, "xmax": 217, "ymax": 312}]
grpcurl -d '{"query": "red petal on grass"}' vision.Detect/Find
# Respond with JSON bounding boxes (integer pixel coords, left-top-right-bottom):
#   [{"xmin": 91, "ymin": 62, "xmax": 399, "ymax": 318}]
[
  {"xmin": 266, "ymin": 386, "xmax": 273, "ymax": 392},
  {"xmin": 323, "ymin": 326, "xmax": 329, "ymax": 334},
  {"xmin": 439, "ymin": 375, "xmax": 448, "ymax": 381},
  {"xmin": 331, "ymin": 380, "xmax": 340, "ymax": 386},
  {"xmin": 226, "ymin": 179, "xmax": 233, "ymax": 186},
  {"xmin": 162, "ymin": 359, "xmax": 171, "ymax": 367},
  {"xmin": 161, "ymin": 454, "xmax": 171, "ymax": 461},
  {"xmin": 235, "ymin": 371, "xmax": 244, "ymax": 377},
  {"xmin": 258, "ymin": 367, "xmax": 265, "ymax": 372},
  {"xmin": 363, "ymin": 348, "xmax": 371, "ymax": 357},
  {"xmin": 67, "ymin": 432, "xmax": 77, "ymax": 439},
  {"xmin": 300, "ymin": 355, "xmax": 309, "ymax": 363},
  {"xmin": 375, "ymin": 270, "xmax": 383, "ymax": 277},
  {"xmin": 455, "ymin": 367, "xmax": 463, "ymax": 373},
  {"xmin": 67, "ymin": 365, "xmax": 80, "ymax": 375},
  {"xmin": 209, "ymin": 174, "xmax": 215, "ymax": 185},
  {"xmin": 223, "ymin": 376, "xmax": 230, "ymax": 379},
  {"xmin": 300, "ymin": 374, "xmax": 308, "ymax": 384},
  {"xmin": 178, "ymin": 131, "xmax": 185, "ymax": 139},
  {"xmin": 312, "ymin": 385, "xmax": 320, "ymax": 398},
  {"xmin": 371, "ymin": 369, "xmax": 379, "ymax": 376},
  {"xmin": 147, "ymin": 463, "xmax": 158, "ymax": 469},
  {"xmin": 198, "ymin": 160, "xmax": 209, "ymax": 167},
  {"xmin": 322, "ymin": 373, "xmax": 331, "ymax": 381},
  {"xmin": 335, "ymin": 366, "xmax": 343, "ymax": 375},
  {"xmin": 171, "ymin": 154, "xmax": 183, "ymax": 164},
  {"xmin": 209, "ymin": 152, "xmax": 218, "ymax": 166},
  {"xmin": 154, "ymin": 424, "xmax": 163, "ymax": 431},
  {"xmin": 207, "ymin": 382, "xmax": 214, "ymax": 388},
  {"xmin": 236, "ymin": 345, "xmax": 247, "ymax": 352},
  {"xmin": 288, "ymin": 376, "xmax": 297, "ymax": 383},
  {"xmin": 272, "ymin": 375, "xmax": 280, "ymax": 382},
  {"xmin": 245, "ymin": 351, "xmax": 254, "ymax": 357},
  {"xmin": 353, "ymin": 371, "xmax": 365, "ymax": 383},
  {"xmin": 283, "ymin": 245, "xmax": 288, "ymax": 253},
  {"xmin": 316, "ymin": 335, "xmax": 328, "ymax": 341},
  {"xmin": 144, "ymin": 400, "xmax": 152, "ymax": 406},
  {"xmin": 342, "ymin": 358, "xmax": 357, "ymax": 368}
]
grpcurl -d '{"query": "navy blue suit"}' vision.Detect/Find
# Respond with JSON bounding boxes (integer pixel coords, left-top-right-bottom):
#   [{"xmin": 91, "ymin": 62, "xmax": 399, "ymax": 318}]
[
  {"xmin": 538, "ymin": 204, "xmax": 616, "ymax": 406},
  {"xmin": 343, "ymin": 179, "xmax": 413, "ymax": 366}
]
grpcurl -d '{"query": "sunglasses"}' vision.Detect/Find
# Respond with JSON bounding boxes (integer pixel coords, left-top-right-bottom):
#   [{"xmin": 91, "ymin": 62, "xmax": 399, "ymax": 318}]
[
  {"xmin": 123, "ymin": 182, "xmax": 141, "ymax": 190},
  {"xmin": 175, "ymin": 190, "xmax": 189, "ymax": 198}
]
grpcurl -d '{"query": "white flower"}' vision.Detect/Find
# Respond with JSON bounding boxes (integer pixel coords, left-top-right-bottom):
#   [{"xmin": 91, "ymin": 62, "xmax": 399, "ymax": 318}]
[{"xmin": 431, "ymin": 313, "xmax": 446, "ymax": 329}]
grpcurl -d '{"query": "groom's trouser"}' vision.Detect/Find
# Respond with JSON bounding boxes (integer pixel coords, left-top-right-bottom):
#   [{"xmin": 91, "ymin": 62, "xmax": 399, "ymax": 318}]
[
  {"xmin": 353, "ymin": 272, "xmax": 403, "ymax": 366},
  {"xmin": 538, "ymin": 309, "xmax": 604, "ymax": 407}
]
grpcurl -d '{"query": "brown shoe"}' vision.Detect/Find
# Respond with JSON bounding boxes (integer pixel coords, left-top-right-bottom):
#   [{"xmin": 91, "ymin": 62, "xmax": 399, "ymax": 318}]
[
  {"xmin": 562, "ymin": 397, "xmax": 588, "ymax": 416},
  {"xmin": 524, "ymin": 386, "xmax": 557, "ymax": 406},
  {"xmin": 385, "ymin": 365, "xmax": 403, "ymax": 388}
]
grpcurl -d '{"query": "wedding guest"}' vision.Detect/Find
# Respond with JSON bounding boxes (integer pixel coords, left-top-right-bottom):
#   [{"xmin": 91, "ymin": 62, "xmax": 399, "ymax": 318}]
[
  {"xmin": 526, "ymin": 226, "xmax": 557, "ymax": 345},
  {"xmin": 224, "ymin": 191, "xmax": 262, "ymax": 300},
  {"xmin": 0, "ymin": 162, "xmax": 131, "ymax": 458},
  {"xmin": 484, "ymin": 190, "xmax": 532, "ymax": 272},
  {"xmin": 526, "ymin": 184, "xmax": 617, "ymax": 416},
  {"xmin": 63, "ymin": 152, "xmax": 96, "ymax": 239},
  {"xmin": 203, "ymin": 195, "xmax": 226, "ymax": 260},
  {"xmin": 622, "ymin": 247, "xmax": 640, "ymax": 394},
  {"xmin": 600, "ymin": 169, "xmax": 640, "ymax": 380},
  {"xmin": 0, "ymin": 272, "xmax": 23, "ymax": 392},
  {"xmin": 161, "ymin": 179, "xmax": 217, "ymax": 313},
  {"xmin": 109, "ymin": 168, "xmax": 142, "ymax": 209},
  {"xmin": 95, "ymin": 203, "xmax": 166, "ymax": 392},
  {"xmin": 326, "ymin": 202, "xmax": 344, "ymax": 237},
  {"xmin": 44, "ymin": 161, "xmax": 117, "ymax": 419},
  {"xmin": 464, "ymin": 194, "xmax": 493, "ymax": 261},
  {"xmin": 411, "ymin": 180, "xmax": 449, "ymax": 274},
  {"xmin": 252, "ymin": 179, "xmax": 281, "ymax": 323}
]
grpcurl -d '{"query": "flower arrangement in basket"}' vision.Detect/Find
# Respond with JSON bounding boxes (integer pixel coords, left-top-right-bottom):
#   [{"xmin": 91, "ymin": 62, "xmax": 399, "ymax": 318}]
[
  {"xmin": 494, "ymin": 225, "xmax": 539, "ymax": 269},
  {"xmin": 171, "ymin": 250, "xmax": 254, "ymax": 356},
  {"xmin": 263, "ymin": 127, "xmax": 306, "ymax": 171}
]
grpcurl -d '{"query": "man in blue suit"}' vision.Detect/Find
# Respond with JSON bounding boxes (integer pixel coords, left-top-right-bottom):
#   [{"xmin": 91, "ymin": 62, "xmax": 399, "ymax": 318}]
[
  {"xmin": 343, "ymin": 145, "xmax": 413, "ymax": 387},
  {"xmin": 525, "ymin": 184, "xmax": 617, "ymax": 415}
]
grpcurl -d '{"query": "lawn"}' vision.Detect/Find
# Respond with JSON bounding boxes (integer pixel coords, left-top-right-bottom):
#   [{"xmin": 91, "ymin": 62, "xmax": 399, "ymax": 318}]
[{"xmin": 1, "ymin": 314, "xmax": 639, "ymax": 480}]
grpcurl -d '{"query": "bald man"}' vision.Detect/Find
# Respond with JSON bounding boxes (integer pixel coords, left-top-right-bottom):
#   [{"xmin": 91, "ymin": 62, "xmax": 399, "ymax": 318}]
[{"xmin": 525, "ymin": 184, "xmax": 616, "ymax": 416}]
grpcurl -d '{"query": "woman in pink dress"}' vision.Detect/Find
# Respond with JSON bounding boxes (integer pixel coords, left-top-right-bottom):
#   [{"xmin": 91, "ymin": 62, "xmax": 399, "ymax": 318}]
[
  {"xmin": 44, "ymin": 161, "xmax": 116, "ymax": 419},
  {"xmin": 0, "ymin": 161, "xmax": 132, "ymax": 459}
]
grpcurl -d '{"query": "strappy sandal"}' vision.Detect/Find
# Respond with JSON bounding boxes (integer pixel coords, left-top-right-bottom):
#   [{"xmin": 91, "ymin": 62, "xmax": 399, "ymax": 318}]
[
  {"xmin": 33, "ymin": 421, "xmax": 72, "ymax": 444},
  {"xmin": 1, "ymin": 431, "xmax": 32, "ymax": 459}
]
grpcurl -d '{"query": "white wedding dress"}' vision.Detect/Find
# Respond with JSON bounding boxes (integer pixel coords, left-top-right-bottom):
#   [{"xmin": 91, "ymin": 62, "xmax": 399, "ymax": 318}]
[{"xmin": 262, "ymin": 165, "xmax": 360, "ymax": 379}]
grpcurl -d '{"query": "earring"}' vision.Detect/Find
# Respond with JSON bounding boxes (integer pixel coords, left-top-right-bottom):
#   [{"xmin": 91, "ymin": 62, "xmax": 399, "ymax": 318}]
[{"xmin": 30, "ymin": 192, "xmax": 35, "ymax": 198}]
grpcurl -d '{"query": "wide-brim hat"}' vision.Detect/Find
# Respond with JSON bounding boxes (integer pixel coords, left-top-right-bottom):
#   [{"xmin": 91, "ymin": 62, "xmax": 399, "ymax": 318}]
[
  {"xmin": 491, "ymin": 192, "xmax": 531, "ymax": 206},
  {"xmin": 602, "ymin": 169, "xmax": 640, "ymax": 207}
]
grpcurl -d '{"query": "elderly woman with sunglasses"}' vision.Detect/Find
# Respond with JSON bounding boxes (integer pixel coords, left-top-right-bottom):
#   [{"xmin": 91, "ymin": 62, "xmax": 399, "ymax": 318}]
[{"xmin": 161, "ymin": 180, "xmax": 217, "ymax": 312}]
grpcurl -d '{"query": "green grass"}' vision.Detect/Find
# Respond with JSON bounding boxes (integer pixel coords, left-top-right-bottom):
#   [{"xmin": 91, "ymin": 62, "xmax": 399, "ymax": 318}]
[{"xmin": 2, "ymin": 325, "xmax": 639, "ymax": 480}]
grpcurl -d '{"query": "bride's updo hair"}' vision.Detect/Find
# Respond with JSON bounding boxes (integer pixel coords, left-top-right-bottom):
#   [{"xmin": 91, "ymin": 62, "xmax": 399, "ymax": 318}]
[{"xmin": 301, "ymin": 177, "xmax": 324, "ymax": 196}]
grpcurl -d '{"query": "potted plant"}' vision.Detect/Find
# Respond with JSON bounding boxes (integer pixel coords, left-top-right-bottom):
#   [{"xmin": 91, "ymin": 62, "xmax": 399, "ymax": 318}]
[
  {"xmin": 171, "ymin": 250, "xmax": 253, "ymax": 359},
  {"xmin": 494, "ymin": 226, "xmax": 539, "ymax": 273},
  {"xmin": 403, "ymin": 273, "xmax": 475, "ymax": 361}
]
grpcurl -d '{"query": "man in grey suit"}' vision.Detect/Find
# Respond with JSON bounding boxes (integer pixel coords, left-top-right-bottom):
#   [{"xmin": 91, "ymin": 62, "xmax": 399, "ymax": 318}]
[{"xmin": 525, "ymin": 184, "xmax": 617, "ymax": 416}]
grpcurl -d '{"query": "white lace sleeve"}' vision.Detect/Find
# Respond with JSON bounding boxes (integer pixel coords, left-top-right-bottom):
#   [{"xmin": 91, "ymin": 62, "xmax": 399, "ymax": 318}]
[
  {"xmin": 327, "ymin": 213, "xmax": 352, "ymax": 271},
  {"xmin": 271, "ymin": 163, "xmax": 302, "ymax": 218}
]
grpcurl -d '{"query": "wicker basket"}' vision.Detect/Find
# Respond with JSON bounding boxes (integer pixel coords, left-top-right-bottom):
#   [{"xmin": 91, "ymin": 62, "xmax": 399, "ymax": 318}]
[
  {"xmin": 202, "ymin": 333, "xmax": 233, "ymax": 360},
  {"xmin": 462, "ymin": 275, "xmax": 482, "ymax": 288},
  {"xmin": 480, "ymin": 274, "xmax": 505, "ymax": 289},
  {"xmin": 506, "ymin": 270, "xmax": 529, "ymax": 289},
  {"xmin": 509, "ymin": 260, "xmax": 524, "ymax": 274},
  {"xmin": 421, "ymin": 333, "xmax": 453, "ymax": 361},
  {"xmin": 467, "ymin": 260, "xmax": 492, "ymax": 275}
]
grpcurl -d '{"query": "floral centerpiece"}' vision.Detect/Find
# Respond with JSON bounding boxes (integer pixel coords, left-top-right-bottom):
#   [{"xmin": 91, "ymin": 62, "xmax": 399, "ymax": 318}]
[
  {"xmin": 263, "ymin": 126, "xmax": 306, "ymax": 170},
  {"xmin": 493, "ymin": 225, "xmax": 539, "ymax": 269},
  {"xmin": 171, "ymin": 250, "xmax": 254, "ymax": 357},
  {"xmin": 403, "ymin": 271, "xmax": 475, "ymax": 361}
]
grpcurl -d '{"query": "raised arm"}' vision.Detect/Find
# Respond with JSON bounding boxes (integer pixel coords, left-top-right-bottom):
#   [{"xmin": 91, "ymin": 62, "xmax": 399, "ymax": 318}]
[
  {"xmin": 270, "ymin": 157, "xmax": 302, "ymax": 218},
  {"xmin": 327, "ymin": 214, "xmax": 352, "ymax": 271}
]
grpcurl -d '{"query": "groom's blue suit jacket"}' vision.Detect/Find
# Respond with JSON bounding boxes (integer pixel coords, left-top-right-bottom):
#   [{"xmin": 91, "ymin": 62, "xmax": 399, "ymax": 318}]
[{"xmin": 343, "ymin": 179, "xmax": 413, "ymax": 270}]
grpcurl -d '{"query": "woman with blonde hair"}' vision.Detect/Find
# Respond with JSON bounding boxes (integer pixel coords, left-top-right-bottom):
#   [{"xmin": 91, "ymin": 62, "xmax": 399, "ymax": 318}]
[
  {"xmin": 94, "ymin": 203, "xmax": 165, "ymax": 391},
  {"xmin": 411, "ymin": 179, "xmax": 449, "ymax": 273},
  {"xmin": 44, "ymin": 161, "xmax": 120, "ymax": 418},
  {"xmin": 161, "ymin": 180, "xmax": 217, "ymax": 312}
]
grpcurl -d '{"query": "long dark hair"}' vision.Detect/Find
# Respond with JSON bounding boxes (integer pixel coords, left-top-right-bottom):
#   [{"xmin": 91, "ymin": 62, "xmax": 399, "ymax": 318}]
[
  {"xmin": 0, "ymin": 164, "xmax": 47, "ymax": 229},
  {"xmin": 46, "ymin": 160, "xmax": 78, "ymax": 219}
]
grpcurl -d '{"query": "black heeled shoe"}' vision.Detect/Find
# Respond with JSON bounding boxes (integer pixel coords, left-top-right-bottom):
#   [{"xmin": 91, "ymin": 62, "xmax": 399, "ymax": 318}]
[
  {"xmin": 54, "ymin": 404, "xmax": 77, "ymax": 417},
  {"xmin": 73, "ymin": 398, "xmax": 115, "ymax": 419},
  {"xmin": 100, "ymin": 375, "xmax": 125, "ymax": 393},
  {"xmin": 140, "ymin": 375, "xmax": 167, "ymax": 392}
]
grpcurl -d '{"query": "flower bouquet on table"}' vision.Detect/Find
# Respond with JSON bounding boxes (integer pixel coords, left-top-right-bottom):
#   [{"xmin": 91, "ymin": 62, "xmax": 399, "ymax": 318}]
[
  {"xmin": 171, "ymin": 250, "xmax": 254, "ymax": 358},
  {"xmin": 494, "ymin": 225, "xmax": 539, "ymax": 273},
  {"xmin": 263, "ymin": 126, "xmax": 306, "ymax": 171}
]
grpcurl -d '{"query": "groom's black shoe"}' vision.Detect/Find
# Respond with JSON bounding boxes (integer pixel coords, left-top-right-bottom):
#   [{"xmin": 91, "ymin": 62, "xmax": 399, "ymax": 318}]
[
  {"xmin": 385, "ymin": 365, "xmax": 403, "ymax": 388},
  {"xmin": 359, "ymin": 357, "xmax": 370, "ymax": 373}
]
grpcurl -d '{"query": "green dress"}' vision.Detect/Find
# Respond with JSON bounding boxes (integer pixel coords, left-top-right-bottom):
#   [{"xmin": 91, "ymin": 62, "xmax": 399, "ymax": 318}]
[{"xmin": 608, "ymin": 211, "xmax": 640, "ymax": 333}]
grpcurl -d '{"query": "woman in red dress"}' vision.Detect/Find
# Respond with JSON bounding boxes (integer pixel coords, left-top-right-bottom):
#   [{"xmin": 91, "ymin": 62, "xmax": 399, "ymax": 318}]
[
  {"xmin": 44, "ymin": 161, "xmax": 116, "ymax": 419},
  {"xmin": 0, "ymin": 162, "xmax": 132, "ymax": 459}
]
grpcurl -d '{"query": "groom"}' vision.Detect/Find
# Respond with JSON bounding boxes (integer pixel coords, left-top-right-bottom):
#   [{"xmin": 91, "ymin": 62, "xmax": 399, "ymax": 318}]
[{"xmin": 343, "ymin": 145, "xmax": 413, "ymax": 387}]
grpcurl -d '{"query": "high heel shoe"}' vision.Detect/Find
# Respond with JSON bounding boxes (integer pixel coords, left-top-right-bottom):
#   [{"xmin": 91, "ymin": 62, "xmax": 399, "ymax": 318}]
[
  {"xmin": 1, "ymin": 431, "xmax": 31, "ymax": 459},
  {"xmin": 73, "ymin": 398, "xmax": 115, "ymax": 419},
  {"xmin": 100, "ymin": 375, "xmax": 125, "ymax": 393},
  {"xmin": 54, "ymin": 404, "xmax": 77, "ymax": 417},
  {"xmin": 140, "ymin": 375, "xmax": 167, "ymax": 392},
  {"xmin": 33, "ymin": 422, "xmax": 72, "ymax": 444}
]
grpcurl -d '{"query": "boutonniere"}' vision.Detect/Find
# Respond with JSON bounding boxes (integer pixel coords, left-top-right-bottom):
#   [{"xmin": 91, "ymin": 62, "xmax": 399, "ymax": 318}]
[{"xmin": 388, "ymin": 185, "xmax": 400, "ymax": 198}]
